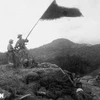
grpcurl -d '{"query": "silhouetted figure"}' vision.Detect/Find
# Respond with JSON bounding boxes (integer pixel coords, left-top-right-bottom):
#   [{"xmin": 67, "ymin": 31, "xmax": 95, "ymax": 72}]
[
  {"xmin": 7, "ymin": 39, "xmax": 15, "ymax": 65},
  {"xmin": 15, "ymin": 34, "xmax": 29, "ymax": 65}
]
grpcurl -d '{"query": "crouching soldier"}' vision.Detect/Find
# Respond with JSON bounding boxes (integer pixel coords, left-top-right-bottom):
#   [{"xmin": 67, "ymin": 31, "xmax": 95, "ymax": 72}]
[
  {"xmin": 23, "ymin": 58, "xmax": 38, "ymax": 68},
  {"xmin": 23, "ymin": 59, "xmax": 29, "ymax": 68},
  {"xmin": 29, "ymin": 58, "xmax": 38, "ymax": 68},
  {"xmin": 76, "ymin": 82, "xmax": 85, "ymax": 100},
  {"xmin": 76, "ymin": 82, "xmax": 93, "ymax": 100}
]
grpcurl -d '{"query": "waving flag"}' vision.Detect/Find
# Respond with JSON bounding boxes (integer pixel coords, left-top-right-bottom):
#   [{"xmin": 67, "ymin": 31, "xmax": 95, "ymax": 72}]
[
  {"xmin": 26, "ymin": 0, "xmax": 83, "ymax": 39},
  {"xmin": 41, "ymin": 0, "xmax": 83, "ymax": 20}
]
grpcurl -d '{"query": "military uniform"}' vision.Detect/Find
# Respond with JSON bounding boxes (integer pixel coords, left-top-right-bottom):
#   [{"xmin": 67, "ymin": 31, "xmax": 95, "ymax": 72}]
[
  {"xmin": 23, "ymin": 59, "xmax": 29, "ymax": 68},
  {"xmin": 76, "ymin": 88, "xmax": 84, "ymax": 100},
  {"xmin": 15, "ymin": 38, "xmax": 28, "ymax": 50},
  {"xmin": 7, "ymin": 39, "xmax": 15, "ymax": 65},
  {"xmin": 15, "ymin": 34, "xmax": 29, "ymax": 65}
]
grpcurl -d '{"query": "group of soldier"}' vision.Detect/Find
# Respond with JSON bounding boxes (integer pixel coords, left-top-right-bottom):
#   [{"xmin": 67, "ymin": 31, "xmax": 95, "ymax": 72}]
[{"xmin": 7, "ymin": 34, "xmax": 31, "ymax": 67}]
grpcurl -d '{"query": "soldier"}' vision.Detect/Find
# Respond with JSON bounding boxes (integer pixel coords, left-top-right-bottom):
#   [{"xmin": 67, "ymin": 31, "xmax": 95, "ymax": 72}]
[
  {"xmin": 76, "ymin": 82, "xmax": 93, "ymax": 100},
  {"xmin": 23, "ymin": 59, "xmax": 29, "ymax": 68},
  {"xmin": 7, "ymin": 39, "xmax": 15, "ymax": 65},
  {"xmin": 15, "ymin": 34, "xmax": 29, "ymax": 64},
  {"xmin": 76, "ymin": 82, "xmax": 84, "ymax": 100},
  {"xmin": 15, "ymin": 34, "xmax": 28, "ymax": 50},
  {"xmin": 29, "ymin": 58, "xmax": 38, "ymax": 68}
]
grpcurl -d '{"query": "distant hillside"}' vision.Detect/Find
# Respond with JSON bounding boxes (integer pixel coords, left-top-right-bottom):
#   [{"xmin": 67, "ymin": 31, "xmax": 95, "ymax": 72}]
[
  {"xmin": 29, "ymin": 38, "xmax": 100, "ymax": 75},
  {"xmin": 29, "ymin": 38, "xmax": 87, "ymax": 61},
  {"xmin": 30, "ymin": 38, "xmax": 89, "ymax": 60}
]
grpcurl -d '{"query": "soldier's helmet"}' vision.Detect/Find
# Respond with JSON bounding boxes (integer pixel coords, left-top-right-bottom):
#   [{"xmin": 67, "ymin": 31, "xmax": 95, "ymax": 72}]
[
  {"xmin": 9, "ymin": 39, "xmax": 13, "ymax": 43},
  {"xmin": 17, "ymin": 34, "xmax": 22, "ymax": 38}
]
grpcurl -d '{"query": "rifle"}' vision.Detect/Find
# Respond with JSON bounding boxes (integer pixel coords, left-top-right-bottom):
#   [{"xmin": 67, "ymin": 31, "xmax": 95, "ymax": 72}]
[{"xmin": 58, "ymin": 67, "xmax": 75, "ymax": 86}]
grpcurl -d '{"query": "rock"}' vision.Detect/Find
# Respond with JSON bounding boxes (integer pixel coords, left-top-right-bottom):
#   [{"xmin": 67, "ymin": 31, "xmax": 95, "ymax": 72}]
[
  {"xmin": 36, "ymin": 87, "xmax": 47, "ymax": 97},
  {"xmin": 46, "ymin": 91, "xmax": 57, "ymax": 99},
  {"xmin": 28, "ymin": 82, "xmax": 41, "ymax": 94},
  {"xmin": 57, "ymin": 97, "xmax": 64, "ymax": 100},
  {"xmin": 92, "ymin": 86, "xmax": 100, "ymax": 100},
  {"xmin": 24, "ymin": 72, "xmax": 39, "ymax": 84},
  {"xmin": 63, "ymin": 95, "xmax": 74, "ymax": 100},
  {"xmin": 38, "ymin": 62, "xmax": 59, "ymax": 68},
  {"xmin": 88, "ymin": 79, "xmax": 95, "ymax": 85},
  {"xmin": 80, "ymin": 79, "xmax": 88, "ymax": 84},
  {"xmin": 82, "ymin": 76, "xmax": 93, "ymax": 80},
  {"xmin": 38, "ymin": 87, "xmax": 47, "ymax": 93}
]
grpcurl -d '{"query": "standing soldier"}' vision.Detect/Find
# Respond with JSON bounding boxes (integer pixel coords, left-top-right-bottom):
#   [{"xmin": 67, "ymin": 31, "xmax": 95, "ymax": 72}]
[
  {"xmin": 7, "ymin": 39, "xmax": 15, "ymax": 65},
  {"xmin": 15, "ymin": 34, "xmax": 28, "ymax": 50},
  {"xmin": 15, "ymin": 34, "xmax": 29, "ymax": 65}
]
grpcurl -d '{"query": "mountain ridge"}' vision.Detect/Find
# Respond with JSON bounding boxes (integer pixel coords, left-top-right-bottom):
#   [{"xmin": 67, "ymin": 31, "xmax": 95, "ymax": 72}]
[
  {"xmin": 29, "ymin": 38, "xmax": 100, "ymax": 75},
  {"xmin": 29, "ymin": 38, "xmax": 92, "ymax": 60}
]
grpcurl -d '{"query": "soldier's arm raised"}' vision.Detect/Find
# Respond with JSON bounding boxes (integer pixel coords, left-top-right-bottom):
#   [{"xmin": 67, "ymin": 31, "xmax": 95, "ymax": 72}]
[{"xmin": 24, "ymin": 39, "xmax": 29, "ymax": 43}]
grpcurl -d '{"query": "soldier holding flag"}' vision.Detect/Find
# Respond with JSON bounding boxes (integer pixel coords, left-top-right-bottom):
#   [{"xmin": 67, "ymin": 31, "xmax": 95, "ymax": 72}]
[
  {"xmin": 15, "ymin": 34, "xmax": 29, "ymax": 65},
  {"xmin": 15, "ymin": 34, "xmax": 28, "ymax": 50}
]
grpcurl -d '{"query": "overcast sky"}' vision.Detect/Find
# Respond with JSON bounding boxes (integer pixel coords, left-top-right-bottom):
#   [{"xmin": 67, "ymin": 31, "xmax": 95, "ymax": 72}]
[{"xmin": 0, "ymin": 0, "xmax": 100, "ymax": 52}]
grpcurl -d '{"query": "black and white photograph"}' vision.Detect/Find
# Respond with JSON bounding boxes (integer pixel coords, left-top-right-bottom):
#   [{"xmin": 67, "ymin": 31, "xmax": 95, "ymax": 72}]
[{"xmin": 0, "ymin": 0, "xmax": 100, "ymax": 100}]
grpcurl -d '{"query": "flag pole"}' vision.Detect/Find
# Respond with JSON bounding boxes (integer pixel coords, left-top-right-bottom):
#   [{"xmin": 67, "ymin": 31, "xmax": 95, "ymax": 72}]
[
  {"xmin": 25, "ymin": 18, "xmax": 40, "ymax": 39},
  {"xmin": 25, "ymin": 0, "xmax": 54, "ymax": 39}
]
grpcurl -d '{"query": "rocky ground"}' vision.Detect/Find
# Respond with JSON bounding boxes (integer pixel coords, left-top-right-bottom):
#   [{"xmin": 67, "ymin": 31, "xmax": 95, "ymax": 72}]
[
  {"xmin": 0, "ymin": 62, "xmax": 97, "ymax": 100},
  {"xmin": 80, "ymin": 75, "xmax": 100, "ymax": 100}
]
